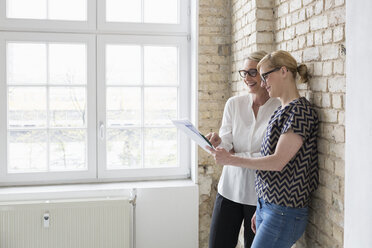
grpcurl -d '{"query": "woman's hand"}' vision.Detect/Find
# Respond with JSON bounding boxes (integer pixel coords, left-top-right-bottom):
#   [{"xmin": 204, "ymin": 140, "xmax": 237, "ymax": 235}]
[
  {"xmin": 205, "ymin": 132, "xmax": 222, "ymax": 147},
  {"xmin": 207, "ymin": 147, "xmax": 234, "ymax": 165},
  {"xmin": 251, "ymin": 211, "xmax": 257, "ymax": 234}
]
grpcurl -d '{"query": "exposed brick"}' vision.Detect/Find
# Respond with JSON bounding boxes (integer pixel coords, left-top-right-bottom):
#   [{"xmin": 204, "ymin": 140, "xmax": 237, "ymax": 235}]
[
  {"xmin": 310, "ymin": 77, "xmax": 327, "ymax": 92},
  {"xmin": 323, "ymin": 61, "xmax": 333, "ymax": 76},
  {"xmin": 328, "ymin": 76, "xmax": 346, "ymax": 93},
  {"xmin": 257, "ymin": 0, "xmax": 274, "ymax": 8},
  {"xmin": 278, "ymin": 2, "xmax": 289, "ymax": 17},
  {"xmin": 256, "ymin": 9, "xmax": 274, "ymax": 20},
  {"xmin": 303, "ymin": 47, "xmax": 320, "ymax": 62},
  {"xmin": 335, "ymin": 0, "xmax": 345, "ymax": 6},
  {"xmin": 314, "ymin": 31, "xmax": 323, "ymax": 45},
  {"xmin": 310, "ymin": 15, "xmax": 328, "ymax": 31},
  {"xmin": 276, "ymin": 30, "xmax": 284, "ymax": 42},
  {"xmin": 290, "ymin": 0, "xmax": 302, "ymax": 12},
  {"xmin": 315, "ymin": 0, "xmax": 324, "ymax": 15},
  {"xmin": 332, "ymin": 94, "xmax": 343, "ymax": 109},
  {"xmin": 325, "ymin": 0, "xmax": 335, "ymax": 10},
  {"xmin": 321, "ymin": 44, "xmax": 339, "ymax": 60},
  {"xmin": 320, "ymin": 109, "xmax": 338, "ymax": 123},
  {"xmin": 333, "ymin": 26, "xmax": 344, "ymax": 42},
  {"xmin": 330, "ymin": 142, "xmax": 345, "ymax": 159},
  {"xmin": 333, "ymin": 60, "xmax": 344, "ymax": 74},
  {"xmin": 333, "ymin": 223, "xmax": 344, "ymax": 244},
  {"xmin": 307, "ymin": 33, "xmax": 314, "ymax": 46},
  {"xmin": 322, "ymin": 93, "xmax": 331, "ymax": 108},
  {"xmin": 313, "ymin": 62, "xmax": 323, "ymax": 76},
  {"xmin": 306, "ymin": 6, "xmax": 314, "ymax": 18},
  {"xmin": 298, "ymin": 36, "xmax": 306, "ymax": 48},
  {"xmin": 303, "ymin": 0, "xmax": 315, "ymax": 5},
  {"xmin": 284, "ymin": 27, "xmax": 295, "ymax": 40},
  {"xmin": 323, "ymin": 29, "xmax": 333, "ymax": 44},
  {"xmin": 334, "ymin": 159, "xmax": 345, "ymax": 177},
  {"xmin": 329, "ymin": 8, "xmax": 346, "ymax": 26},
  {"xmin": 296, "ymin": 22, "xmax": 310, "ymax": 35}
]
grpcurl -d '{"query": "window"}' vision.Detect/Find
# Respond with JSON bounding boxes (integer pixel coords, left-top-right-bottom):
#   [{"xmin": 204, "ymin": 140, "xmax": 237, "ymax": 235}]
[{"xmin": 0, "ymin": 0, "xmax": 192, "ymax": 185}]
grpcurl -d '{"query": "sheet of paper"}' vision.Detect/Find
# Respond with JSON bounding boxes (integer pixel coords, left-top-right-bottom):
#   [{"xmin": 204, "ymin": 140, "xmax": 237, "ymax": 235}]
[{"xmin": 172, "ymin": 119, "xmax": 214, "ymax": 153}]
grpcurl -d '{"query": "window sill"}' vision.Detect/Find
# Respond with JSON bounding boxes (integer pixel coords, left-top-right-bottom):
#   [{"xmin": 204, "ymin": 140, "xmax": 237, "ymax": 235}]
[{"xmin": 0, "ymin": 179, "xmax": 197, "ymax": 202}]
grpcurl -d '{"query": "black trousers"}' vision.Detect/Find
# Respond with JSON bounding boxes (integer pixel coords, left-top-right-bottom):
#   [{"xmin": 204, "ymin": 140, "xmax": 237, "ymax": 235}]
[{"xmin": 209, "ymin": 193, "xmax": 256, "ymax": 248}]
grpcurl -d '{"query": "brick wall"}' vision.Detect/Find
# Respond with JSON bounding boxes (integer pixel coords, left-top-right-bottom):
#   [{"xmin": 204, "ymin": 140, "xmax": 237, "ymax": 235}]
[
  {"xmin": 198, "ymin": 0, "xmax": 232, "ymax": 247},
  {"xmin": 198, "ymin": 0, "xmax": 345, "ymax": 247},
  {"xmin": 274, "ymin": 0, "xmax": 345, "ymax": 247}
]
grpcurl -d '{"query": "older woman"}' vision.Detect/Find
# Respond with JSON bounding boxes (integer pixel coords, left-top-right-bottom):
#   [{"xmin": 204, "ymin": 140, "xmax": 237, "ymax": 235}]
[
  {"xmin": 207, "ymin": 51, "xmax": 280, "ymax": 248},
  {"xmin": 208, "ymin": 50, "xmax": 319, "ymax": 248}
]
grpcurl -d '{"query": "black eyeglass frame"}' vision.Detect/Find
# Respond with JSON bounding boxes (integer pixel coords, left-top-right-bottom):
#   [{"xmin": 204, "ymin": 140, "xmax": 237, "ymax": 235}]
[
  {"xmin": 238, "ymin": 69, "xmax": 258, "ymax": 78},
  {"xmin": 260, "ymin": 67, "xmax": 281, "ymax": 83}
]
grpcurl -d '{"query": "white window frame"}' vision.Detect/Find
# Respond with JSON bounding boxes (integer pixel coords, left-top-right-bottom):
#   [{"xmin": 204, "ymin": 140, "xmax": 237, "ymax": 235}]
[
  {"xmin": 0, "ymin": 32, "xmax": 97, "ymax": 185},
  {"xmin": 97, "ymin": 0, "xmax": 189, "ymax": 35},
  {"xmin": 0, "ymin": 0, "xmax": 96, "ymax": 32},
  {"xmin": 0, "ymin": 0, "xmax": 194, "ymax": 186},
  {"xmin": 97, "ymin": 35, "xmax": 190, "ymax": 181}
]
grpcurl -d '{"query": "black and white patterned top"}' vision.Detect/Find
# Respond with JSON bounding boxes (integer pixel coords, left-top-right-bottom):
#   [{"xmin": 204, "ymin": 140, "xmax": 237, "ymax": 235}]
[{"xmin": 255, "ymin": 97, "xmax": 319, "ymax": 208}]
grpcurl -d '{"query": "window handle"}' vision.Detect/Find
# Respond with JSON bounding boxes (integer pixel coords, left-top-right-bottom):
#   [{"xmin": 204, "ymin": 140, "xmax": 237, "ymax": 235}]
[{"xmin": 99, "ymin": 122, "xmax": 105, "ymax": 140}]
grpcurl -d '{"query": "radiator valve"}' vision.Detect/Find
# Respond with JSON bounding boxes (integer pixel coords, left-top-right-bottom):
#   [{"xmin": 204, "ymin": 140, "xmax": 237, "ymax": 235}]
[{"xmin": 43, "ymin": 212, "xmax": 50, "ymax": 228}]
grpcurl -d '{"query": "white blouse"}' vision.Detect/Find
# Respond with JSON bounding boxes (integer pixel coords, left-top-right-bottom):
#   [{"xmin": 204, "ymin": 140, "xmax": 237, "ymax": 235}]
[{"xmin": 217, "ymin": 94, "xmax": 281, "ymax": 205}]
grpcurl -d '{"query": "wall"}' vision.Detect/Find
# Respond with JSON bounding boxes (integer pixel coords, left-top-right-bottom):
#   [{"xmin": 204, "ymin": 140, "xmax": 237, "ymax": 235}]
[
  {"xmin": 345, "ymin": 1, "xmax": 372, "ymax": 247},
  {"xmin": 198, "ymin": 0, "xmax": 346, "ymax": 247},
  {"xmin": 197, "ymin": 0, "xmax": 232, "ymax": 247},
  {"xmin": 273, "ymin": 0, "xmax": 345, "ymax": 247}
]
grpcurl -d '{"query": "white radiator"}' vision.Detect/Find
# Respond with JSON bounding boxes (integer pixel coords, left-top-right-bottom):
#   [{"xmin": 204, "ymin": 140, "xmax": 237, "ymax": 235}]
[{"xmin": 0, "ymin": 196, "xmax": 135, "ymax": 248}]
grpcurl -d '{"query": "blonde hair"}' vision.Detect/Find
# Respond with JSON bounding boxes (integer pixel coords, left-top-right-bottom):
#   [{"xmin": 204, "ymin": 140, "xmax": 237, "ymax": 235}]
[
  {"xmin": 257, "ymin": 50, "xmax": 310, "ymax": 83},
  {"xmin": 245, "ymin": 50, "xmax": 268, "ymax": 63}
]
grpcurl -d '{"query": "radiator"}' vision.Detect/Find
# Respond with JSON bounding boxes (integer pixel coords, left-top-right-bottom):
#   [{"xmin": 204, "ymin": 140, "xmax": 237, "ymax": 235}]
[{"xmin": 0, "ymin": 194, "xmax": 136, "ymax": 248}]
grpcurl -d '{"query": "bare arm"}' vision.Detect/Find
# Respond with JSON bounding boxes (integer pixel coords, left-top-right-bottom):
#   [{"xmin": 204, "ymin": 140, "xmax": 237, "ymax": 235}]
[{"xmin": 208, "ymin": 129, "xmax": 303, "ymax": 171}]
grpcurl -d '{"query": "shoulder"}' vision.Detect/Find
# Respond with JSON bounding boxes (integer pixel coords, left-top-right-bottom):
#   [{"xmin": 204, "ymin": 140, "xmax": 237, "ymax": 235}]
[
  {"xmin": 265, "ymin": 97, "xmax": 281, "ymax": 110},
  {"xmin": 226, "ymin": 94, "xmax": 249, "ymax": 107},
  {"xmin": 293, "ymin": 98, "xmax": 318, "ymax": 120}
]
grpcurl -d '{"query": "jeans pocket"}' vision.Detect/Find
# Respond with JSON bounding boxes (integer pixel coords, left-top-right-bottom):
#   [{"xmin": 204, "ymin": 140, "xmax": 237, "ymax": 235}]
[
  {"xmin": 292, "ymin": 214, "xmax": 308, "ymax": 242},
  {"xmin": 264, "ymin": 201, "xmax": 286, "ymax": 216}
]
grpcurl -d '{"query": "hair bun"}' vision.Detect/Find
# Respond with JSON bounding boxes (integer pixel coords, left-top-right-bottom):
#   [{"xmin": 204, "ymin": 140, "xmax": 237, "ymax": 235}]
[{"xmin": 297, "ymin": 64, "xmax": 309, "ymax": 83}]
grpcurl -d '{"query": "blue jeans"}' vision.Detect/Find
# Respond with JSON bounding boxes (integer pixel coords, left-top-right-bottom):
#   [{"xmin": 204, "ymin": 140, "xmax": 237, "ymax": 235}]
[{"xmin": 251, "ymin": 198, "xmax": 308, "ymax": 248}]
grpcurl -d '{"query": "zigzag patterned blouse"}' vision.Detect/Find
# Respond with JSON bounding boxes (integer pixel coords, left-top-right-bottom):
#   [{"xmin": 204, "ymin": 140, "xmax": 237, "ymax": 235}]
[{"xmin": 255, "ymin": 97, "xmax": 319, "ymax": 208}]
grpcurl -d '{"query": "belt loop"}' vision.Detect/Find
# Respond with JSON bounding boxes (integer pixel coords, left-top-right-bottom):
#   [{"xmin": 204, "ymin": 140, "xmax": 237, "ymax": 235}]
[{"xmin": 258, "ymin": 198, "xmax": 262, "ymax": 209}]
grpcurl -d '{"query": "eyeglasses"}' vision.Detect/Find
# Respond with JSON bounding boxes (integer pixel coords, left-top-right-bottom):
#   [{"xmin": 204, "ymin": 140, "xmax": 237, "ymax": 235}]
[
  {"xmin": 260, "ymin": 67, "xmax": 281, "ymax": 83},
  {"xmin": 238, "ymin": 69, "xmax": 258, "ymax": 78}
]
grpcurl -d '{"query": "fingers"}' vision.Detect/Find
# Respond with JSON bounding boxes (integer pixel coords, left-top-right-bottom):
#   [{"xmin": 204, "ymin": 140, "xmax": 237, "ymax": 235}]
[
  {"xmin": 205, "ymin": 133, "xmax": 212, "ymax": 139},
  {"xmin": 251, "ymin": 211, "xmax": 256, "ymax": 234},
  {"xmin": 211, "ymin": 132, "xmax": 221, "ymax": 142},
  {"xmin": 206, "ymin": 146, "xmax": 216, "ymax": 154},
  {"xmin": 206, "ymin": 132, "xmax": 221, "ymax": 147}
]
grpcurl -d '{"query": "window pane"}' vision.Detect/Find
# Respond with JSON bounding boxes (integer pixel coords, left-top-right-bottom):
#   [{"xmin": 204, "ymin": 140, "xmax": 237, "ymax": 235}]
[
  {"xmin": 106, "ymin": 0, "xmax": 141, "ymax": 23},
  {"xmin": 144, "ymin": 0, "xmax": 178, "ymax": 24},
  {"xmin": 49, "ymin": 43, "xmax": 87, "ymax": 85},
  {"xmin": 107, "ymin": 87, "xmax": 141, "ymax": 127},
  {"xmin": 48, "ymin": 0, "xmax": 87, "ymax": 21},
  {"xmin": 8, "ymin": 87, "xmax": 47, "ymax": 128},
  {"xmin": 106, "ymin": 45, "xmax": 141, "ymax": 85},
  {"xmin": 7, "ymin": 0, "xmax": 47, "ymax": 19},
  {"xmin": 8, "ymin": 130, "xmax": 47, "ymax": 173},
  {"xmin": 144, "ymin": 46, "xmax": 178, "ymax": 85},
  {"xmin": 107, "ymin": 128, "xmax": 141, "ymax": 169},
  {"xmin": 144, "ymin": 128, "xmax": 177, "ymax": 168},
  {"xmin": 7, "ymin": 43, "xmax": 47, "ymax": 84},
  {"xmin": 50, "ymin": 129, "xmax": 86, "ymax": 171},
  {"xmin": 49, "ymin": 87, "xmax": 86, "ymax": 127},
  {"xmin": 144, "ymin": 87, "xmax": 177, "ymax": 125}
]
